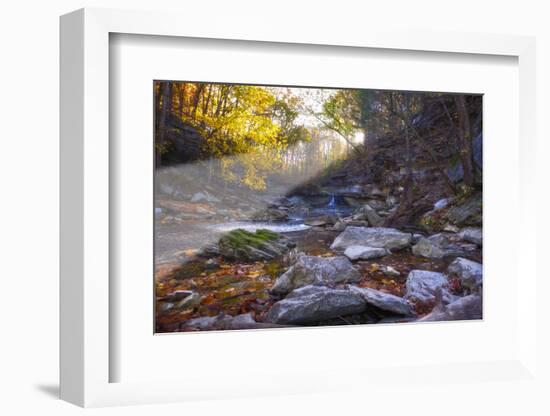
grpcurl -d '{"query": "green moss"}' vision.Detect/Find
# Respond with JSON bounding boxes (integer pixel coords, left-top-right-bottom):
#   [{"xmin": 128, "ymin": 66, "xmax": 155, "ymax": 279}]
[{"xmin": 219, "ymin": 228, "xmax": 279, "ymax": 251}]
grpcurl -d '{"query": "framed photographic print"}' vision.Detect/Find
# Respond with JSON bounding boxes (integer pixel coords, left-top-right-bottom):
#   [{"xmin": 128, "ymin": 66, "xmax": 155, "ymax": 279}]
[
  {"xmin": 153, "ymin": 81, "xmax": 483, "ymax": 334},
  {"xmin": 60, "ymin": 7, "xmax": 542, "ymax": 409}
]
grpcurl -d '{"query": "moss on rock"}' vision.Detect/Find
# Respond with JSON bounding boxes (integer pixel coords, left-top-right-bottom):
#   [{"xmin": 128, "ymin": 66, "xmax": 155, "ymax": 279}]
[{"xmin": 217, "ymin": 228, "xmax": 295, "ymax": 261}]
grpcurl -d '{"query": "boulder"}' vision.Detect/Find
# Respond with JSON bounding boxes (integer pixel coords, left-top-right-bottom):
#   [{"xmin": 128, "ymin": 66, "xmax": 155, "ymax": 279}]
[
  {"xmin": 412, "ymin": 237, "xmax": 445, "ymax": 258},
  {"xmin": 216, "ymin": 228, "xmax": 295, "ymax": 261},
  {"xmin": 332, "ymin": 221, "xmax": 347, "ymax": 231},
  {"xmin": 448, "ymin": 257, "xmax": 483, "ymax": 292},
  {"xmin": 459, "ymin": 227, "xmax": 482, "ymax": 246},
  {"xmin": 446, "ymin": 193, "xmax": 482, "ymax": 226},
  {"xmin": 412, "ymin": 233, "xmax": 473, "ymax": 259},
  {"xmin": 343, "ymin": 245, "xmax": 388, "ymax": 261},
  {"xmin": 405, "ymin": 270, "xmax": 454, "ymax": 304},
  {"xmin": 354, "ymin": 204, "xmax": 384, "ymax": 226},
  {"xmin": 348, "ymin": 286, "xmax": 413, "ymax": 316},
  {"xmin": 419, "ymin": 294, "xmax": 482, "ymax": 321},
  {"xmin": 270, "ymin": 255, "xmax": 362, "ymax": 295},
  {"xmin": 250, "ymin": 208, "xmax": 289, "ymax": 222},
  {"xmin": 183, "ymin": 313, "xmax": 288, "ymax": 331},
  {"xmin": 330, "ymin": 227, "xmax": 412, "ymax": 252},
  {"xmin": 265, "ymin": 286, "xmax": 366, "ymax": 324},
  {"xmin": 304, "ymin": 215, "xmax": 336, "ymax": 227}
]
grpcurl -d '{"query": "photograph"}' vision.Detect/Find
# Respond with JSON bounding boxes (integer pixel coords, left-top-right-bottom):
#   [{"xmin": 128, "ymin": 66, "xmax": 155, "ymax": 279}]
[{"xmin": 154, "ymin": 81, "xmax": 483, "ymax": 333}]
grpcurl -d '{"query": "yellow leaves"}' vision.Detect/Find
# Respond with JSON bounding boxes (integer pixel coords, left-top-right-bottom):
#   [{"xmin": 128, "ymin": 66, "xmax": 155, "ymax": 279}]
[{"xmin": 369, "ymin": 263, "xmax": 380, "ymax": 272}]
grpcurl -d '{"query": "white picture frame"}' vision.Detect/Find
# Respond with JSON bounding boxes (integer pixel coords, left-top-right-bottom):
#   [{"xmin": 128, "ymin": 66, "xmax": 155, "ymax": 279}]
[{"xmin": 60, "ymin": 7, "xmax": 540, "ymax": 408}]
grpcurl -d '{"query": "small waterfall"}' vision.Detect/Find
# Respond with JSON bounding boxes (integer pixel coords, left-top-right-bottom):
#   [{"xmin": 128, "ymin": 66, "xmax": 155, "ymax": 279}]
[{"xmin": 327, "ymin": 193, "xmax": 337, "ymax": 209}]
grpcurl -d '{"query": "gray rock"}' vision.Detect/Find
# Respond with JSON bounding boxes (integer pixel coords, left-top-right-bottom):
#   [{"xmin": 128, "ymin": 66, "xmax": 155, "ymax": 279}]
[
  {"xmin": 355, "ymin": 204, "xmax": 384, "ymax": 226},
  {"xmin": 405, "ymin": 270, "xmax": 454, "ymax": 304},
  {"xmin": 412, "ymin": 233, "xmax": 424, "ymax": 244},
  {"xmin": 183, "ymin": 313, "xmax": 289, "ymax": 331},
  {"xmin": 250, "ymin": 208, "xmax": 289, "ymax": 222},
  {"xmin": 332, "ymin": 221, "xmax": 347, "ymax": 231},
  {"xmin": 380, "ymin": 265, "xmax": 401, "ymax": 277},
  {"xmin": 285, "ymin": 285, "xmax": 332, "ymax": 299},
  {"xmin": 348, "ymin": 286, "xmax": 413, "ymax": 316},
  {"xmin": 412, "ymin": 233, "xmax": 472, "ymax": 259},
  {"xmin": 175, "ymin": 292, "xmax": 202, "ymax": 309},
  {"xmin": 448, "ymin": 257, "xmax": 483, "ymax": 292},
  {"xmin": 412, "ymin": 237, "xmax": 445, "ymax": 258},
  {"xmin": 304, "ymin": 215, "xmax": 336, "ymax": 226},
  {"xmin": 160, "ymin": 290, "xmax": 195, "ymax": 303},
  {"xmin": 270, "ymin": 255, "xmax": 362, "ymax": 295},
  {"xmin": 330, "ymin": 227, "xmax": 412, "ymax": 252},
  {"xmin": 265, "ymin": 286, "xmax": 366, "ymax": 324},
  {"xmin": 434, "ymin": 198, "xmax": 449, "ymax": 210},
  {"xmin": 191, "ymin": 191, "xmax": 221, "ymax": 203},
  {"xmin": 446, "ymin": 193, "xmax": 482, "ymax": 226},
  {"xmin": 459, "ymin": 227, "xmax": 482, "ymax": 246},
  {"xmin": 443, "ymin": 224, "xmax": 460, "ymax": 233},
  {"xmin": 419, "ymin": 294, "xmax": 482, "ymax": 321},
  {"xmin": 184, "ymin": 315, "xmax": 222, "ymax": 330},
  {"xmin": 343, "ymin": 245, "xmax": 388, "ymax": 261},
  {"xmin": 157, "ymin": 301, "xmax": 176, "ymax": 312}
]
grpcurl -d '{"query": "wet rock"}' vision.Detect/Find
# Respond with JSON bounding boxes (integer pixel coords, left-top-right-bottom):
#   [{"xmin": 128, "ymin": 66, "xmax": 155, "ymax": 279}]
[
  {"xmin": 348, "ymin": 286, "xmax": 413, "ymax": 316},
  {"xmin": 419, "ymin": 294, "xmax": 482, "ymax": 321},
  {"xmin": 250, "ymin": 208, "xmax": 289, "ymax": 222},
  {"xmin": 459, "ymin": 227, "xmax": 482, "ymax": 246},
  {"xmin": 270, "ymin": 255, "xmax": 362, "ymax": 295},
  {"xmin": 304, "ymin": 215, "xmax": 336, "ymax": 227},
  {"xmin": 265, "ymin": 286, "xmax": 366, "ymax": 324},
  {"xmin": 343, "ymin": 245, "xmax": 388, "ymax": 261},
  {"xmin": 216, "ymin": 228, "xmax": 295, "ymax": 261},
  {"xmin": 448, "ymin": 257, "xmax": 483, "ymax": 292},
  {"xmin": 405, "ymin": 270, "xmax": 455, "ymax": 304},
  {"xmin": 345, "ymin": 220, "xmax": 370, "ymax": 227},
  {"xmin": 331, "ymin": 227, "xmax": 412, "ymax": 252}
]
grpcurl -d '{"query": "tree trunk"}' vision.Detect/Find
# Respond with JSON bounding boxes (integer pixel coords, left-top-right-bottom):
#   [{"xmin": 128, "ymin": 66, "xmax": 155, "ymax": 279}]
[
  {"xmin": 191, "ymin": 84, "xmax": 204, "ymax": 119},
  {"xmin": 454, "ymin": 95, "xmax": 474, "ymax": 188},
  {"xmin": 178, "ymin": 83, "xmax": 187, "ymax": 118},
  {"xmin": 156, "ymin": 82, "xmax": 172, "ymax": 168}
]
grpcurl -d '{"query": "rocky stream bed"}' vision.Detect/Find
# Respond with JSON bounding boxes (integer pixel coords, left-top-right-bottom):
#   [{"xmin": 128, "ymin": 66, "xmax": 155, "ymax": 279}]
[{"xmin": 155, "ymin": 188, "xmax": 483, "ymax": 332}]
